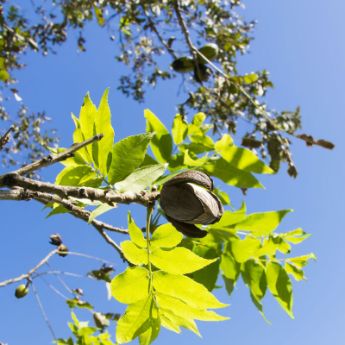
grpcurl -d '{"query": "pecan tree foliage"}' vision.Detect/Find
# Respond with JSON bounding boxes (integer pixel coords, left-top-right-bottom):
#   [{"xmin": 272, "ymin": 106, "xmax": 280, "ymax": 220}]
[
  {"xmin": 0, "ymin": 91, "xmax": 315, "ymax": 344},
  {"xmin": 0, "ymin": 0, "xmax": 333, "ymax": 173}
]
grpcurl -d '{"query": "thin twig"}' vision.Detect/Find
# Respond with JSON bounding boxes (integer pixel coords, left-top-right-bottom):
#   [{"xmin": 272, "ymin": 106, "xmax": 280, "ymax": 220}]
[
  {"xmin": 14, "ymin": 134, "xmax": 103, "ymax": 176},
  {"xmin": 32, "ymin": 283, "xmax": 57, "ymax": 340},
  {"xmin": 0, "ymin": 250, "xmax": 57, "ymax": 287},
  {"xmin": 0, "ymin": 126, "xmax": 14, "ymax": 151}
]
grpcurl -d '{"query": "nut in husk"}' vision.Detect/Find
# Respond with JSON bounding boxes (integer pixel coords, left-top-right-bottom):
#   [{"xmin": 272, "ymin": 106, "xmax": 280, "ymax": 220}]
[
  {"xmin": 197, "ymin": 43, "xmax": 219, "ymax": 64},
  {"xmin": 171, "ymin": 56, "xmax": 195, "ymax": 73},
  {"xmin": 49, "ymin": 233, "xmax": 63, "ymax": 246},
  {"xmin": 194, "ymin": 64, "xmax": 211, "ymax": 83},
  {"xmin": 160, "ymin": 170, "xmax": 223, "ymax": 238},
  {"xmin": 15, "ymin": 284, "xmax": 29, "ymax": 299},
  {"xmin": 57, "ymin": 244, "xmax": 69, "ymax": 257}
]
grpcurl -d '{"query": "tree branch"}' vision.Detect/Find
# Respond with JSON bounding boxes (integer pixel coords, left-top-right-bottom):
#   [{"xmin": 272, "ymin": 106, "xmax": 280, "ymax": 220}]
[
  {"xmin": 14, "ymin": 134, "xmax": 103, "ymax": 176},
  {"xmin": 0, "ymin": 126, "xmax": 14, "ymax": 151},
  {"xmin": 0, "ymin": 249, "xmax": 58, "ymax": 287},
  {"xmin": 0, "ymin": 173, "xmax": 160, "ymax": 206}
]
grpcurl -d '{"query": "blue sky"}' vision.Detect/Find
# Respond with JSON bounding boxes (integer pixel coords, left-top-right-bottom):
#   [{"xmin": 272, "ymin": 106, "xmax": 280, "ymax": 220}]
[{"xmin": 1, "ymin": 1, "xmax": 344, "ymax": 344}]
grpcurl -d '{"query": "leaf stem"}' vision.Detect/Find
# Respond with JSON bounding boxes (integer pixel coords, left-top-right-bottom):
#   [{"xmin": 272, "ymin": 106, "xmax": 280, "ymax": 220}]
[{"xmin": 146, "ymin": 204, "xmax": 154, "ymax": 292}]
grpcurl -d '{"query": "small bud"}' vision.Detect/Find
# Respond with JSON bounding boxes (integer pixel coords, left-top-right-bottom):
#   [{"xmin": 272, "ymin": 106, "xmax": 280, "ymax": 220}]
[
  {"xmin": 15, "ymin": 284, "xmax": 29, "ymax": 299},
  {"xmin": 57, "ymin": 244, "xmax": 69, "ymax": 257},
  {"xmin": 49, "ymin": 233, "xmax": 63, "ymax": 246},
  {"xmin": 160, "ymin": 170, "xmax": 223, "ymax": 238}
]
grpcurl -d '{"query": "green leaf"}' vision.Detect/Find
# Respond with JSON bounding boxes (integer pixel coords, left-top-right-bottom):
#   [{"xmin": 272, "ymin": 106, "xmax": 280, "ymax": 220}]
[
  {"xmin": 55, "ymin": 165, "xmax": 93, "ymax": 186},
  {"xmin": 88, "ymin": 204, "xmax": 116, "ymax": 223},
  {"xmin": 111, "ymin": 267, "xmax": 149, "ymax": 304},
  {"xmin": 266, "ymin": 261, "xmax": 294, "ymax": 318},
  {"xmin": 204, "ymin": 158, "xmax": 263, "ymax": 189},
  {"xmin": 108, "ymin": 133, "xmax": 152, "ymax": 184},
  {"xmin": 121, "ymin": 241, "xmax": 148, "ymax": 265},
  {"xmin": 183, "ymin": 150, "xmax": 208, "ymax": 167},
  {"xmin": 284, "ymin": 262, "xmax": 304, "ymax": 281},
  {"xmin": 116, "ymin": 296, "xmax": 157, "ymax": 344},
  {"xmin": 145, "ymin": 109, "xmax": 172, "ymax": 163},
  {"xmin": 95, "ymin": 89, "xmax": 115, "ymax": 175},
  {"xmin": 128, "ymin": 213, "xmax": 147, "ymax": 248},
  {"xmin": 243, "ymin": 73, "xmax": 259, "ymax": 84},
  {"xmin": 115, "ymin": 164, "xmax": 166, "ymax": 193},
  {"xmin": 215, "ymin": 134, "xmax": 273, "ymax": 174},
  {"xmin": 234, "ymin": 209, "xmax": 292, "ymax": 236},
  {"xmin": 172, "ymin": 114, "xmax": 188, "ymax": 145},
  {"xmin": 138, "ymin": 313, "xmax": 160, "ymax": 345},
  {"xmin": 79, "ymin": 93, "xmax": 97, "ymax": 139},
  {"xmin": 286, "ymin": 253, "xmax": 316, "ymax": 269},
  {"xmin": 281, "ymin": 228, "xmax": 311, "ymax": 244},
  {"xmin": 150, "ymin": 247, "xmax": 216, "ymax": 274},
  {"xmin": 151, "ymin": 223, "xmax": 183, "ymax": 249},
  {"xmin": 242, "ymin": 260, "xmax": 267, "ymax": 315},
  {"xmin": 190, "ymin": 238, "xmax": 221, "ymax": 291},
  {"xmin": 153, "ymin": 271, "xmax": 227, "ymax": 309},
  {"xmin": 159, "ymin": 308, "xmax": 200, "ymax": 336},
  {"xmin": 220, "ymin": 251, "xmax": 240, "ymax": 295},
  {"xmin": 156, "ymin": 293, "xmax": 228, "ymax": 322},
  {"xmin": 71, "ymin": 114, "xmax": 91, "ymax": 163},
  {"xmin": 230, "ymin": 237, "xmax": 261, "ymax": 263}
]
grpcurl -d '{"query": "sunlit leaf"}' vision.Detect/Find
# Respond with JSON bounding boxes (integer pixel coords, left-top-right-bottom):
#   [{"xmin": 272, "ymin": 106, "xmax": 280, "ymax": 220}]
[
  {"xmin": 121, "ymin": 241, "xmax": 148, "ymax": 265},
  {"xmin": 266, "ymin": 261, "xmax": 294, "ymax": 318},
  {"xmin": 111, "ymin": 267, "xmax": 149, "ymax": 304},
  {"xmin": 215, "ymin": 134, "xmax": 273, "ymax": 174},
  {"xmin": 204, "ymin": 158, "xmax": 263, "ymax": 189},
  {"xmin": 230, "ymin": 236, "xmax": 261, "ymax": 263},
  {"xmin": 172, "ymin": 114, "xmax": 188, "ymax": 145},
  {"xmin": 115, "ymin": 164, "xmax": 166, "ymax": 193},
  {"xmin": 128, "ymin": 213, "xmax": 147, "ymax": 248},
  {"xmin": 145, "ymin": 109, "xmax": 172, "ymax": 163},
  {"xmin": 95, "ymin": 89, "xmax": 115, "ymax": 174},
  {"xmin": 55, "ymin": 165, "xmax": 93, "ymax": 186},
  {"xmin": 88, "ymin": 204, "xmax": 116, "ymax": 223},
  {"xmin": 150, "ymin": 247, "xmax": 216, "ymax": 274},
  {"xmin": 151, "ymin": 223, "xmax": 183, "ymax": 249},
  {"xmin": 108, "ymin": 133, "xmax": 152, "ymax": 184},
  {"xmin": 153, "ymin": 271, "xmax": 227, "ymax": 309},
  {"xmin": 235, "ymin": 209, "xmax": 292, "ymax": 236}
]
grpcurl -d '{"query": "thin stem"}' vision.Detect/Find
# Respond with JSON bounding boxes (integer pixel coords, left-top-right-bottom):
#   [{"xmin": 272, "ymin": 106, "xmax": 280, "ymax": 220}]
[
  {"xmin": 146, "ymin": 205, "xmax": 154, "ymax": 291},
  {"xmin": 0, "ymin": 249, "xmax": 58, "ymax": 287},
  {"xmin": 32, "ymin": 283, "xmax": 57, "ymax": 340}
]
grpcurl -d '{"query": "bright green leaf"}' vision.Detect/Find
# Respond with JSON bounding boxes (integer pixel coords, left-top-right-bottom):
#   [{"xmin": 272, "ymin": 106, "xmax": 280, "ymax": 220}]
[
  {"xmin": 115, "ymin": 164, "xmax": 166, "ymax": 193},
  {"xmin": 231, "ymin": 237, "xmax": 261, "ymax": 263},
  {"xmin": 145, "ymin": 109, "xmax": 172, "ymax": 163},
  {"xmin": 266, "ymin": 261, "xmax": 294, "ymax": 318},
  {"xmin": 151, "ymin": 223, "xmax": 183, "ymax": 249},
  {"xmin": 128, "ymin": 213, "xmax": 147, "ymax": 248},
  {"xmin": 108, "ymin": 133, "xmax": 152, "ymax": 184},
  {"xmin": 55, "ymin": 165, "xmax": 93, "ymax": 186},
  {"xmin": 121, "ymin": 241, "xmax": 148, "ymax": 265},
  {"xmin": 284, "ymin": 262, "xmax": 304, "ymax": 281},
  {"xmin": 204, "ymin": 158, "xmax": 263, "ymax": 189},
  {"xmin": 153, "ymin": 271, "xmax": 227, "ymax": 309},
  {"xmin": 111, "ymin": 267, "xmax": 149, "ymax": 304},
  {"xmin": 150, "ymin": 247, "xmax": 216, "ymax": 274},
  {"xmin": 286, "ymin": 253, "xmax": 316, "ymax": 269},
  {"xmin": 95, "ymin": 89, "xmax": 115, "ymax": 175},
  {"xmin": 116, "ymin": 296, "xmax": 154, "ymax": 344},
  {"xmin": 88, "ymin": 204, "xmax": 116, "ymax": 223},
  {"xmin": 215, "ymin": 134, "xmax": 273, "ymax": 174},
  {"xmin": 172, "ymin": 114, "xmax": 188, "ymax": 145},
  {"xmin": 235, "ymin": 209, "xmax": 292, "ymax": 236}
]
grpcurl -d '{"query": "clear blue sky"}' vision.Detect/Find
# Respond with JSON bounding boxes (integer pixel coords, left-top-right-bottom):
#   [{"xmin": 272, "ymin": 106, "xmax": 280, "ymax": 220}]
[{"xmin": 1, "ymin": 1, "xmax": 344, "ymax": 344}]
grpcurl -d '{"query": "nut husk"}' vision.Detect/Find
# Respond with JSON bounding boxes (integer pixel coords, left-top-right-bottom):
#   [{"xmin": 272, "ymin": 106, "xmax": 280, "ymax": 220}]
[{"xmin": 160, "ymin": 170, "xmax": 223, "ymax": 238}]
